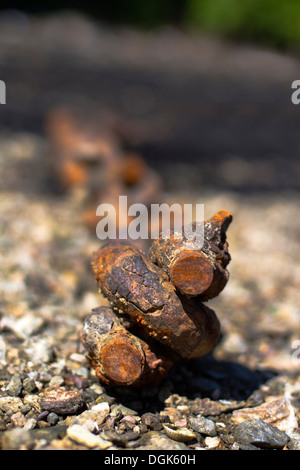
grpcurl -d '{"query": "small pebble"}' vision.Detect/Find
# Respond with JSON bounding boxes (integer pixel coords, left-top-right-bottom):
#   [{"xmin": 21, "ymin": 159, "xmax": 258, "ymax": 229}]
[
  {"xmin": 65, "ymin": 401, "xmax": 110, "ymax": 427},
  {"xmin": 160, "ymin": 407, "xmax": 182, "ymax": 424},
  {"xmin": 104, "ymin": 430, "xmax": 140, "ymax": 447},
  {"xmin": 47, "ymin": 412, "xmax": 59, "ymax": 426},
  {"xmin": 287, "ymin": 433, "xmax": 300, "ymax": 450},
  {"xmin": 141, "ymin": 412, "xmax": 163, "ymax": 431},
  {"xmin": 67, "ymin": 424, "xmax": 112, "ymax": 449},
  {"xmin": 89, "ymin": 383, "xmax": 105, "ymax": 395},
  {"xmin": 174, "ymin": 417, "xmax": 188, "ymax": 428},
  {"xmin": 0, "ymin": 396, "xmax": 23, "ymax": 414},
  {"xmin": 81, "ymin": 418, "xmax": 98, "ymax": 433},
  {"xmin": 9, "ymin": 313, "xmax": 44, "ymax": 339},
  {"xmin": 39, "ymin": 372, "xmax": 52, "ymax": 384},
  {"xmin": 23, "ymin": 394, "xmax": 41, "ymax": 413},
  {"xmin": 103, "ymin": 416, "xmax": 116, "ymax": 431},
  {"xmin": 111, "ymin": 404, "xmax": 138, "ymax": 418},
  {"xmin": 23, "ymin": 377, "xmax": 37, "ymax": 394},
  {"xmin": 233, "ymin": 419, "xmax": 290, "ymax": 449},
  {"xmin": 138, "ymin": 424, "xmax": 148, "ymax": 434},
  {"xmin": 6, "ymin": 375, "xmax": 22, "ymax": 397},
  {"xmin": 69, "ymin": 353, "xmax": 88, "ymax": 364},
  {"xmin": 23, "ymin": 418, "xmax": 37, "ymax": 430},
  {"xmin": 10, "ymin": 412, "xmax": 27, "ymax": 428},
  {"xmin": 204, "ymin": 436, "xmax": 221, "ymax": 449},
  {"xmin": 238, "ymin": 443, "xmax": 260, "ymax": 450},
  {"xmin": 231, "ymin": 396, "xmax": 298, "ymax": 435},
  {"xmin": 137, "ymin": 431, "xmax": 189, "ymax": 450},
  {"xmin": 23, "ymin": 336, "xmax": 55, "ymax": 364},
  {"xmin": 48, "ymin": 375, "xmax": 65, "ymax": 388},
  {"xmin": 20, "ymin": 404, "xmax": 32, "ymax": 415},
  {"xmin": 120, "ymin": 415, "xmax": 138, "ymax": 430},
  {"xmin": 40, "ymin": 387, "xmax": 85, "ymax": 415},
  {"xmin": 188, "ymin": 415, "xmax": 217, "ymax": 437}
]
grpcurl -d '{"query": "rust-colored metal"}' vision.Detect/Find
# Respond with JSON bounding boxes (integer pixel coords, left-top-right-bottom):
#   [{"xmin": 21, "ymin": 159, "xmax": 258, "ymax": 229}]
[
  {"xmin": 45, "ymin": 107, "xmax": 163, "ymax": 237},
  {"xmin": 80, "ymin": 307, "xmax": 176, "ymax": 387},
  {"xmin": 81, "ymin": 211, "xmax": 232, "ymax": 387},
  {"xmin": 47, "ymin": 110, "xmax": 233, "ymax": 387},
  {"xmin": 149, "ymin": 210, "xmax": 232, "ymax": 300},
  {"xmin": 91, "ymin": 243, "xmax": 221, "ymax": 360},
  {"xmin": 79, "ymin": 184, "xmax": 232, "ymax": 386},
  {"xmin": 45, "ymin": 107, "xmax": 121, "ymax": 193},
  {"xmin": 119, "ymin": 152, "xmax": 147, "ymax": 186}
]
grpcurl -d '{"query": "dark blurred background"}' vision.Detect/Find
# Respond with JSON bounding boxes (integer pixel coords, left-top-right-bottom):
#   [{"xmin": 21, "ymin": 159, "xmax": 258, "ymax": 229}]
[
  {"xmin": 1, "ymin": 1, "xmax": 300, "ymax": 193},
  {"xmin": 3, "ymin": 0, "xmax": 300, "ymax": 48}
]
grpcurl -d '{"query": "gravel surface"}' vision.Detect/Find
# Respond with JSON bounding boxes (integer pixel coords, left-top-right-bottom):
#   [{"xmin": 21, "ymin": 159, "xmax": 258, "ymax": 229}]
[
  {"xmin": 0, "ymin": 12, "xmax": 300, "ymax": 451},
  {"xmin": 0, "ymin": 130, "xmax": 299, "ymax": 451}
]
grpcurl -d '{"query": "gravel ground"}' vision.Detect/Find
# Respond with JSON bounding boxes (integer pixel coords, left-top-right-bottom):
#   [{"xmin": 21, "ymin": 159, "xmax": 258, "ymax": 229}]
[
  {"xmin": 0, "ymin": 13, "xmax": 300, "ymax": 451},
  {"xmin": 0, "ymin": 131, "xmax": 299, "ymax": 451}
]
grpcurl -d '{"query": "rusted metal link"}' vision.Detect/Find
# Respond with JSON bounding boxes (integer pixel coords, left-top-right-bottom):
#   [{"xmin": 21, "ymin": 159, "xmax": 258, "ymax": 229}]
[
  {"xmin": 91, "ymin": 243, "xmax": 221, "ymax": 360},
  {"xmin": 81, "ymin": 211, "xmax": 232, "ymax": 387},
  {"xmin": 80, "ymin": 307, "xmax": 176, "ymax": 387},
  {"xmin": 149, "ymin": 210, "xmax": 232, "ymax": 300},
  {"xmin": 45, "ymin": 107, "xmax": 163, "ymax": 237}
]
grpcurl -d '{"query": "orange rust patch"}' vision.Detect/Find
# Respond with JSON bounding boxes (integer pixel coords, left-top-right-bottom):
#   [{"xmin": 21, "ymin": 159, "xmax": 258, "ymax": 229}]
[
  {"xmin": 210, "ymin": 210, "xmax": 232, "ymax": 223},
  {"xmin": 100, "ymin": 338, "xmax": 144, "ymax": 385},
  {"xmin": 60, "ymin": 159, "xmax": 88, "ymax": 188},
  {"xmin": 170, "ymin": 250, "xmax": 214, "ymax": 296}
]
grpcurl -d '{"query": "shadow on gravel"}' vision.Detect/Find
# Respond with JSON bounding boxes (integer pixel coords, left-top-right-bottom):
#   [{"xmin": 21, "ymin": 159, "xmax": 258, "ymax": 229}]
[
  {"xmin": 179, "ymin": 354, "xmax": 275, "ymax": 400},
  {"xmin": 106, "ymin": 354, "xmax": 276, "ymax": 415}
]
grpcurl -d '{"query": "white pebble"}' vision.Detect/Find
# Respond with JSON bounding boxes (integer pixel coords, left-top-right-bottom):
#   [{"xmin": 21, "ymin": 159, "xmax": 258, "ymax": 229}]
[
  {"xmin": 204, "ymin": 436, "xmax": 221, "ymax": 449},
  {"xmin": 67, "ymin": 424, "xmax": 112, "ymax": 449}
]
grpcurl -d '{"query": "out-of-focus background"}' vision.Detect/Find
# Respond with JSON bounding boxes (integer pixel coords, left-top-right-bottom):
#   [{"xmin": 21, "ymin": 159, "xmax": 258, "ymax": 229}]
[
  {"xmin": 1, "ymin": 1, "xmax": 300, "ymax": 193},
  {"xmin": 0, "ymin": 1, "xmax": 300, "ymax": 450}
]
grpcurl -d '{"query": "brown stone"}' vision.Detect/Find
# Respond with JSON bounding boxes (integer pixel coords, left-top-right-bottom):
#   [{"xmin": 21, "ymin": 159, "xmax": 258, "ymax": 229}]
[{"xmin": 40, "ymin": 387, "xmax": 86, "ymax": 415}]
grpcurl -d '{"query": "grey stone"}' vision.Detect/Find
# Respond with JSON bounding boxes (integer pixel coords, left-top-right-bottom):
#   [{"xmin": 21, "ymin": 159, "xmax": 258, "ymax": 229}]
[
  {"xmin": 6, "ymin": 375, "xmax": 22, "ymax": 396},
  {"xmin": 47, "ymin": 412, "xmax": 59, "ymax": 425},
  {"xmin": 134, "ymin": 431, "xmax": 189, "ymax": 450},
  {"xmin": 287, "ymin": 433, "xmax": 300, "ymax": 450},
  {"xmin": 23, "ymin": 336, "xmax": 55, "ymax": 364},
  {"xmin": 233, "ymin": 419, "xmax": 289, "ymax": 449},
  {"xmin": 10, "ymin": 313, "xmax": 44, "ymax": 339},
  {"xmin": 238, "ymin": 443, "xmax": 260, "ymax": 450},
  {"xmin": 104, "ymin": 430, "xmax": 140, "ymax": 447},
  {"xmin": 188, "ymin": 415, "xmax": 217, "ymax": 436},
  {"xmin": 23, "ymin": 377, "xmax": 37, "ymax": 393}
]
